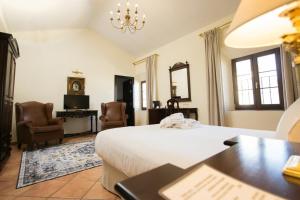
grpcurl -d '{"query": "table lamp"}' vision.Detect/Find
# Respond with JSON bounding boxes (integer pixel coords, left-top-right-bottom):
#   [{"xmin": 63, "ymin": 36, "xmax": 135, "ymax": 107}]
[{"xmin": 225, "ymin": 0, "xmax": 300, "ymax": 63}]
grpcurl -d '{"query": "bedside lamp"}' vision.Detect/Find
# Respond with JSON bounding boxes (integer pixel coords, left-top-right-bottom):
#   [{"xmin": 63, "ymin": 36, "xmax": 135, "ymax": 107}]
[{"xmin": 225, "ymin": 0, "xmax": 300, "ymax": 63}]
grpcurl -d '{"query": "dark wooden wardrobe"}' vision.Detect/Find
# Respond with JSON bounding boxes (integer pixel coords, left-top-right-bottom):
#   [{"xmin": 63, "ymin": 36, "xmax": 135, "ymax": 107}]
[{"xmin": 0, "ymin": 32, "xmax": 19, "ymax": 169}]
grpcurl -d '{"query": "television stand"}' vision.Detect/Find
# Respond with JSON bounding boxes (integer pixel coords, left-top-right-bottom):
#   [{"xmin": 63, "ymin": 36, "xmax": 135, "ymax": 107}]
[{"xmin": 56, "ymin": 110, "xmax": 98, "ymax": 134}]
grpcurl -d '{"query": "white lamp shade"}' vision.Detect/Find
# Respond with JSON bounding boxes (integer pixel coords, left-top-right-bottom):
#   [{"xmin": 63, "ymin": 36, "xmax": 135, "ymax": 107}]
[{"xmin": 225, "ymin": 0, "xmax": 297, "ymax": 48}]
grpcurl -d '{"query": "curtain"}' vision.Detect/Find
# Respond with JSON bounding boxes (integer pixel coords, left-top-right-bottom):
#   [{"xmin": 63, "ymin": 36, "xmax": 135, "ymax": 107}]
[
  {"xmin": 146, "ymin": 54, "xmax": 158, "ymax": 109},
  {"xmin": 280, "ymin": 44, "xmax": 297, "ymax": 109},
  {"xmin": 203, "ymin": 29, "xmax": 225, "ymax": 126}
]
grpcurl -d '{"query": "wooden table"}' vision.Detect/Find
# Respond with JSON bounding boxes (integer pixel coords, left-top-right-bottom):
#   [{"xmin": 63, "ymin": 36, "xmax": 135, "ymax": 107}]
[
  {"xmin": 115, "ymin": 136, "xmax": 300, "ymax": 200},
  {"xmin": 56, "ymin": 110, "xmax": 98, "ymax": 134}
]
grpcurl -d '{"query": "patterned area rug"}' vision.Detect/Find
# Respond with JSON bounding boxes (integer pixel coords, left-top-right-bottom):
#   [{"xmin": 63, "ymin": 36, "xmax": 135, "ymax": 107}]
[{"xmin": 17, "ymin": 140, "xmax": 102, "ymax": 188}]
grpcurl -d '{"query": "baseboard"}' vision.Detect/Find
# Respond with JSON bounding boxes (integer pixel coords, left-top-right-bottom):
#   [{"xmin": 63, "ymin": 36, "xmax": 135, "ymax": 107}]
[{"xmin": 64, "ymin": 131, "xmax": 98, "ymax": 138}]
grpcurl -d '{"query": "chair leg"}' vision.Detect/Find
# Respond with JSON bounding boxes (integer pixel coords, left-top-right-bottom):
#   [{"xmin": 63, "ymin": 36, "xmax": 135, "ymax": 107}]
[
  {"xmin": 27, "ymin": 144, "xmax": 33, "ymax": 151},
  {"xmin": 17, "ymin": 143, "xmax": 22, "ymax": 149},
  {"xmin": 59, "ymin": 138, "xmax": 63, "ymax": 144}
]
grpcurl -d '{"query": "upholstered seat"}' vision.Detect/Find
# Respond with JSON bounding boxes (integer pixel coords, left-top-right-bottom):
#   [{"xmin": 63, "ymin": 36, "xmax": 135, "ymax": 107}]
[
  {"xmin": 15, "ymin": 101, "xmax": 64, "ymax": 149},
  {"xmin": 31, "ymin": 125, "xmax": 63, "ymax": 133},
  {"xmin": 100, "ymin": 102, "xmax": 127, "ymax": 130}
]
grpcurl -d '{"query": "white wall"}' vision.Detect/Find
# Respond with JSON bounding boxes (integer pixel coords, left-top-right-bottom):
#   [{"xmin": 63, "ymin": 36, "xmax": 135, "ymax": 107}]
[{"xmin": 12, "ymin": 29, "xmax": 134, "ymax": 141}]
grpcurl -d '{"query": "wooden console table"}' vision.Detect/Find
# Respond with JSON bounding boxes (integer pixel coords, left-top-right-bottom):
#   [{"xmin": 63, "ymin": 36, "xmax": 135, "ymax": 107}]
[
  {"xmin": 56, "ymin": 110, "xmax": 98, "ymax": 134},
  {"xmin": 115, "ymin": 136, "xmax": 300, "ymax": 200},
  {"xmin": 148, "ymin": 108, "xmax": 198, "ymax": 124}
]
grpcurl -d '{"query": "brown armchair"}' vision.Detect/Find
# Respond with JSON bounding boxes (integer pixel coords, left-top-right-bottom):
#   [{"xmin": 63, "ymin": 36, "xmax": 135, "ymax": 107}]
[
  {"xmin": 15, "ymin": 101, "xmax": 64, "ymax": 150},
  {"xmin": 100, "ymin": 102, "xmax": 127, "ymax": 131}
]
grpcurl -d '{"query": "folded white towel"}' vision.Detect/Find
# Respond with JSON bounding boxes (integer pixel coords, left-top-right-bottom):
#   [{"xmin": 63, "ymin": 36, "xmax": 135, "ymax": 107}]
[
  {"xmin": 173, "ymin": 118, "xmax": 203, "ymax": 129},
  {"xmin": 160, "ymin": 113, "xmax": 202, "ymax": 129},
  {"xmin": 160, "ymin": 113, "xmax": 184, "ymax": 128}
]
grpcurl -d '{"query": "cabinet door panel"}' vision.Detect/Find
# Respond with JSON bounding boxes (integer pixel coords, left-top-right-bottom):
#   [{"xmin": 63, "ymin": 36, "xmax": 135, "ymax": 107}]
[
  {"xmin": 4, "ymin": 50, "xmax": 12, "ymax": 100},
  {"xmin": 9, "ymin": 57, "xmax": 16, "ymax": 99}
]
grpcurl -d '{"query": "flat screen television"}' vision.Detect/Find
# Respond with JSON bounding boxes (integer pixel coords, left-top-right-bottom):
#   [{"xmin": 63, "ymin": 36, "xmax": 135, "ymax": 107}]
[{"xmin": 64, "ymin": 95, "xmax": 89, "ymax": 110}]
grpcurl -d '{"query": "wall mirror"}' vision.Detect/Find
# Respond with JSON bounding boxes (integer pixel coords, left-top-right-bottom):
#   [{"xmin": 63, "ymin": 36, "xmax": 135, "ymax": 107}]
[{"xmin": 169, "ymin": 61, "xmax": 191, "ymax": 102}]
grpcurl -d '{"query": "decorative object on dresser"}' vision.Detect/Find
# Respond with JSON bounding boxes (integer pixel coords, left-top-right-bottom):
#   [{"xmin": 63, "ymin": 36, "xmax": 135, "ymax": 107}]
[
  {"xmin": 0, "ymin": 32, "xmax": 19, "ymax": 169},
  {"xmin": 169, "ymin": 61, "xmax": 191, "ymax": 102},
  {"xmin": 152, "ymin": 101, "xmax": 161, "ymax": 109},
  {"xmin": 67, "ymin": 76, "xmax": 85, "ymax": 95},
  {"xmin": 148, "ymin": 108, "xmax": 198, "ymax": 125},
  {"xmin": 100, "ymin": 102, "xmax": 128, "ymax": 131},
  {"xmin": 15, "ymin": 101, "xmax": 64, "ymax": 150},
  {"xmin": 17, "ymin": 140, "xmax": 102, "ymax": 188}
]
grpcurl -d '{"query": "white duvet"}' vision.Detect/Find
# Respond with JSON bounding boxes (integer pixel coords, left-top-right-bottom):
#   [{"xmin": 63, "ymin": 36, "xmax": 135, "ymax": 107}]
[{"xmin": 95, "ymin": 125, "xmax": 276, "ymax": 177}]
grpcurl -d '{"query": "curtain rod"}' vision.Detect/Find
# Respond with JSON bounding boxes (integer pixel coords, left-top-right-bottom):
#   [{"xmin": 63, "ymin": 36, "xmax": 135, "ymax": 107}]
[
  {"xmin": 133, "ymin": 54, "xmax": 159, "ymax": 66},
  {"xmin": 199, "ymin": 21, "xmax": 232, "ymax": 38}
]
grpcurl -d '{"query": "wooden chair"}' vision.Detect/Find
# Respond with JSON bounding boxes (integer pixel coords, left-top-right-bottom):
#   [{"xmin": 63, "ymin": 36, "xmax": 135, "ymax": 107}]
[{"xmin": 166, "ymin": 98, "xmax": 180, "ymax": 116}]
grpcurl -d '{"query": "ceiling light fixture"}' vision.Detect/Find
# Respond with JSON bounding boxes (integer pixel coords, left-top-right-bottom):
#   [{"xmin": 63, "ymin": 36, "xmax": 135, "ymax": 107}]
[{"xmin": 110, "ymin": 0, "xmax": 146, "ymax": 33}]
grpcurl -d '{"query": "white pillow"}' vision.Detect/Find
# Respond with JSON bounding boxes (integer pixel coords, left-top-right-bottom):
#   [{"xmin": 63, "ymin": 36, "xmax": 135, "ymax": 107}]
[{"xmin": 276, "ymin": 98, "xmax": 300, "ymax": 140}]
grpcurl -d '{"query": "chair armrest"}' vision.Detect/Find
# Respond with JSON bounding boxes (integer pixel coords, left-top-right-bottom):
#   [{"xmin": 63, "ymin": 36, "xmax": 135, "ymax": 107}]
[
  {"xmin": 100, "ymin": 115, "xmax": 109, "ymax": 122},
  {"xmin": 48, "ymin": 118, "xmax": 63, "ymax": 126},
  {"xmin": 17, "ymin": 120, "xmax": 32, "ymax": 128},
  {"xmin": 16, "ymin": 120, "xmax": 33, "ymax": 136}
]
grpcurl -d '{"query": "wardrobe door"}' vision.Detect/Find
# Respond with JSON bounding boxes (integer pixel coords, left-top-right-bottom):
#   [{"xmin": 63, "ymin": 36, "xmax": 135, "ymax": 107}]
[{"xmin": 0, "ymin": 44, "xmax": 16, "ymax": 163}]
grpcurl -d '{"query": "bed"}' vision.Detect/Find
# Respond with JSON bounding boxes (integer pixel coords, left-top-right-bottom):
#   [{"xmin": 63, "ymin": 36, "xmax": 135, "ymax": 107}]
[
  {"xmin": 95, "ymin": 98, "xmax": 300, "ymax": 193},
  {"xmin": 95, "ymin": 124, "xmax": 275, "ymax": 193}
]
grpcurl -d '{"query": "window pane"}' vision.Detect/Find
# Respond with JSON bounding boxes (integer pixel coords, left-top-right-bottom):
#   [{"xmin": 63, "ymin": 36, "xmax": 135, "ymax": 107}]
[
  {"xmin": 271, "ymin": 88, "xmax": 280, "ymax": 104},
  {"xmin": 236, "ymin": 60, "xmax": 251, "ymax": 75},
  {"xmin": 235, "ymin": 59, "xmax": 254, "ymax": 106},
  {"xmin": 257, "ymin": 53, "xmax": 280, "ymax": 105},
  {"xmin": 261, "ymin": 89, "xmax": 271, "ymax": 104},
  {"xmin": 257, "ymin": 54, "xmax": 276, "ymax": 72}
]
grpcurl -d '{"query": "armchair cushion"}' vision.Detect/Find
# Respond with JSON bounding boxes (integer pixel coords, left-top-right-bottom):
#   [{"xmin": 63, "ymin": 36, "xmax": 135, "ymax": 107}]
[
  {"xmin": 31, "ymin": 125, "xmax": 63, "ymax": 134},
  {"xmin": 21, "ymin": 102, "xmax": 49, "ymax": 126},
  {"xmin": 102, "ymin": 121, "xmax": 125, "ymax": 126},
  {"xmin": 105, "ymin": 105, "xmax": 123, "ymax": 121}
]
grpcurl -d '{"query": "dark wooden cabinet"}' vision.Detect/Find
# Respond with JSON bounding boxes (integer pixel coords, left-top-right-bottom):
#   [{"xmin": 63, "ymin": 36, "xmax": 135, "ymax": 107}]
[
  {"xmin": 148, "ymin": 108, "xmax": 198, "ymax": 124},
  {"xmin": 0, "ymin": 32, "xmax": 19, "ymax": 169}
]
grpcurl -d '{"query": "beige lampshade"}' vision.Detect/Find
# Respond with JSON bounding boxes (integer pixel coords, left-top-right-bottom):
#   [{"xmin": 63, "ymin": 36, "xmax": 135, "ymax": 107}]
[{"xmin": 225, "ymin": 0, "xmax": 298, "ymax": 48}]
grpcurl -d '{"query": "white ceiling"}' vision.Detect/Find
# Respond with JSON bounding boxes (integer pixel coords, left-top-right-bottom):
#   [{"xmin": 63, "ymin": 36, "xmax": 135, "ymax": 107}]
[{"xmin": 0, "ymin": 0, "xmax": 240, "ymax": 57}]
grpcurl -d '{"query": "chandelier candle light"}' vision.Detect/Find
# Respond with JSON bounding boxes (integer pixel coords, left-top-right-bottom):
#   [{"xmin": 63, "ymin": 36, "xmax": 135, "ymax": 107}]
[{"xmin": 110, "ymin": 0, "xmax": 146, "ymax": 33}]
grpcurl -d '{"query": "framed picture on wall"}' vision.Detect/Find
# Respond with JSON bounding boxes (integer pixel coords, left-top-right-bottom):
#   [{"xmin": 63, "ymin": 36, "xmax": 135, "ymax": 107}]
[{"xmin": 67, "ymin": 77, "xmax": 85, "ymax": 95}]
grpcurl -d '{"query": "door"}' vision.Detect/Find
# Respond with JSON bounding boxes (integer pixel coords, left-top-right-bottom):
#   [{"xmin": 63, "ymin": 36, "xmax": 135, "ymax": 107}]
[{"xmin": 114, "ymin": 75, "xmax": 135, "ymax": 126}]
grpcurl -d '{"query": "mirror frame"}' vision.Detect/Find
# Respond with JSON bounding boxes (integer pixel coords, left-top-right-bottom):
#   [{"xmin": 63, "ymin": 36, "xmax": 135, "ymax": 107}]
[{"xmin": 169, "ymin": 61, "xmax": 191, "ymax": 102}]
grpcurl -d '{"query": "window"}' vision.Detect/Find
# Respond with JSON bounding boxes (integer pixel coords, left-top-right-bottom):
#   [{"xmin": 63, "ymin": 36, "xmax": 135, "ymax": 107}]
[
  {"xmin": 232, "ymin": 48, "xmax": 283, "ymax": 110},
  {"xmin": 141, "ymin": 81, "xmax": 147, "ymax": 110}
]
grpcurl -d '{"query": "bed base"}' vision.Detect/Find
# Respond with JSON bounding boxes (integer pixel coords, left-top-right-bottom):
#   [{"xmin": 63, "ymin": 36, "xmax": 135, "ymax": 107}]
[{"xmin": 101, "ymin": 160, "xmax": 128, "ymax": 195}]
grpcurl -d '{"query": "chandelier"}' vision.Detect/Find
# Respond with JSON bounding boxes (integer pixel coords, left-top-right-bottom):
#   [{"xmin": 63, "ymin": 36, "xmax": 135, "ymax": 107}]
[{"xmin": 110, "ymin": 0, "xmax": 146, "ymax": 33}]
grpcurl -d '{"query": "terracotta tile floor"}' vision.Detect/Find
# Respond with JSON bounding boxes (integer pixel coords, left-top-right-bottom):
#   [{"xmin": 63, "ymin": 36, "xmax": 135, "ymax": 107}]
[{"xmin": 0, "ymin": 135, "xmax": 120, "ymax": 200}]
